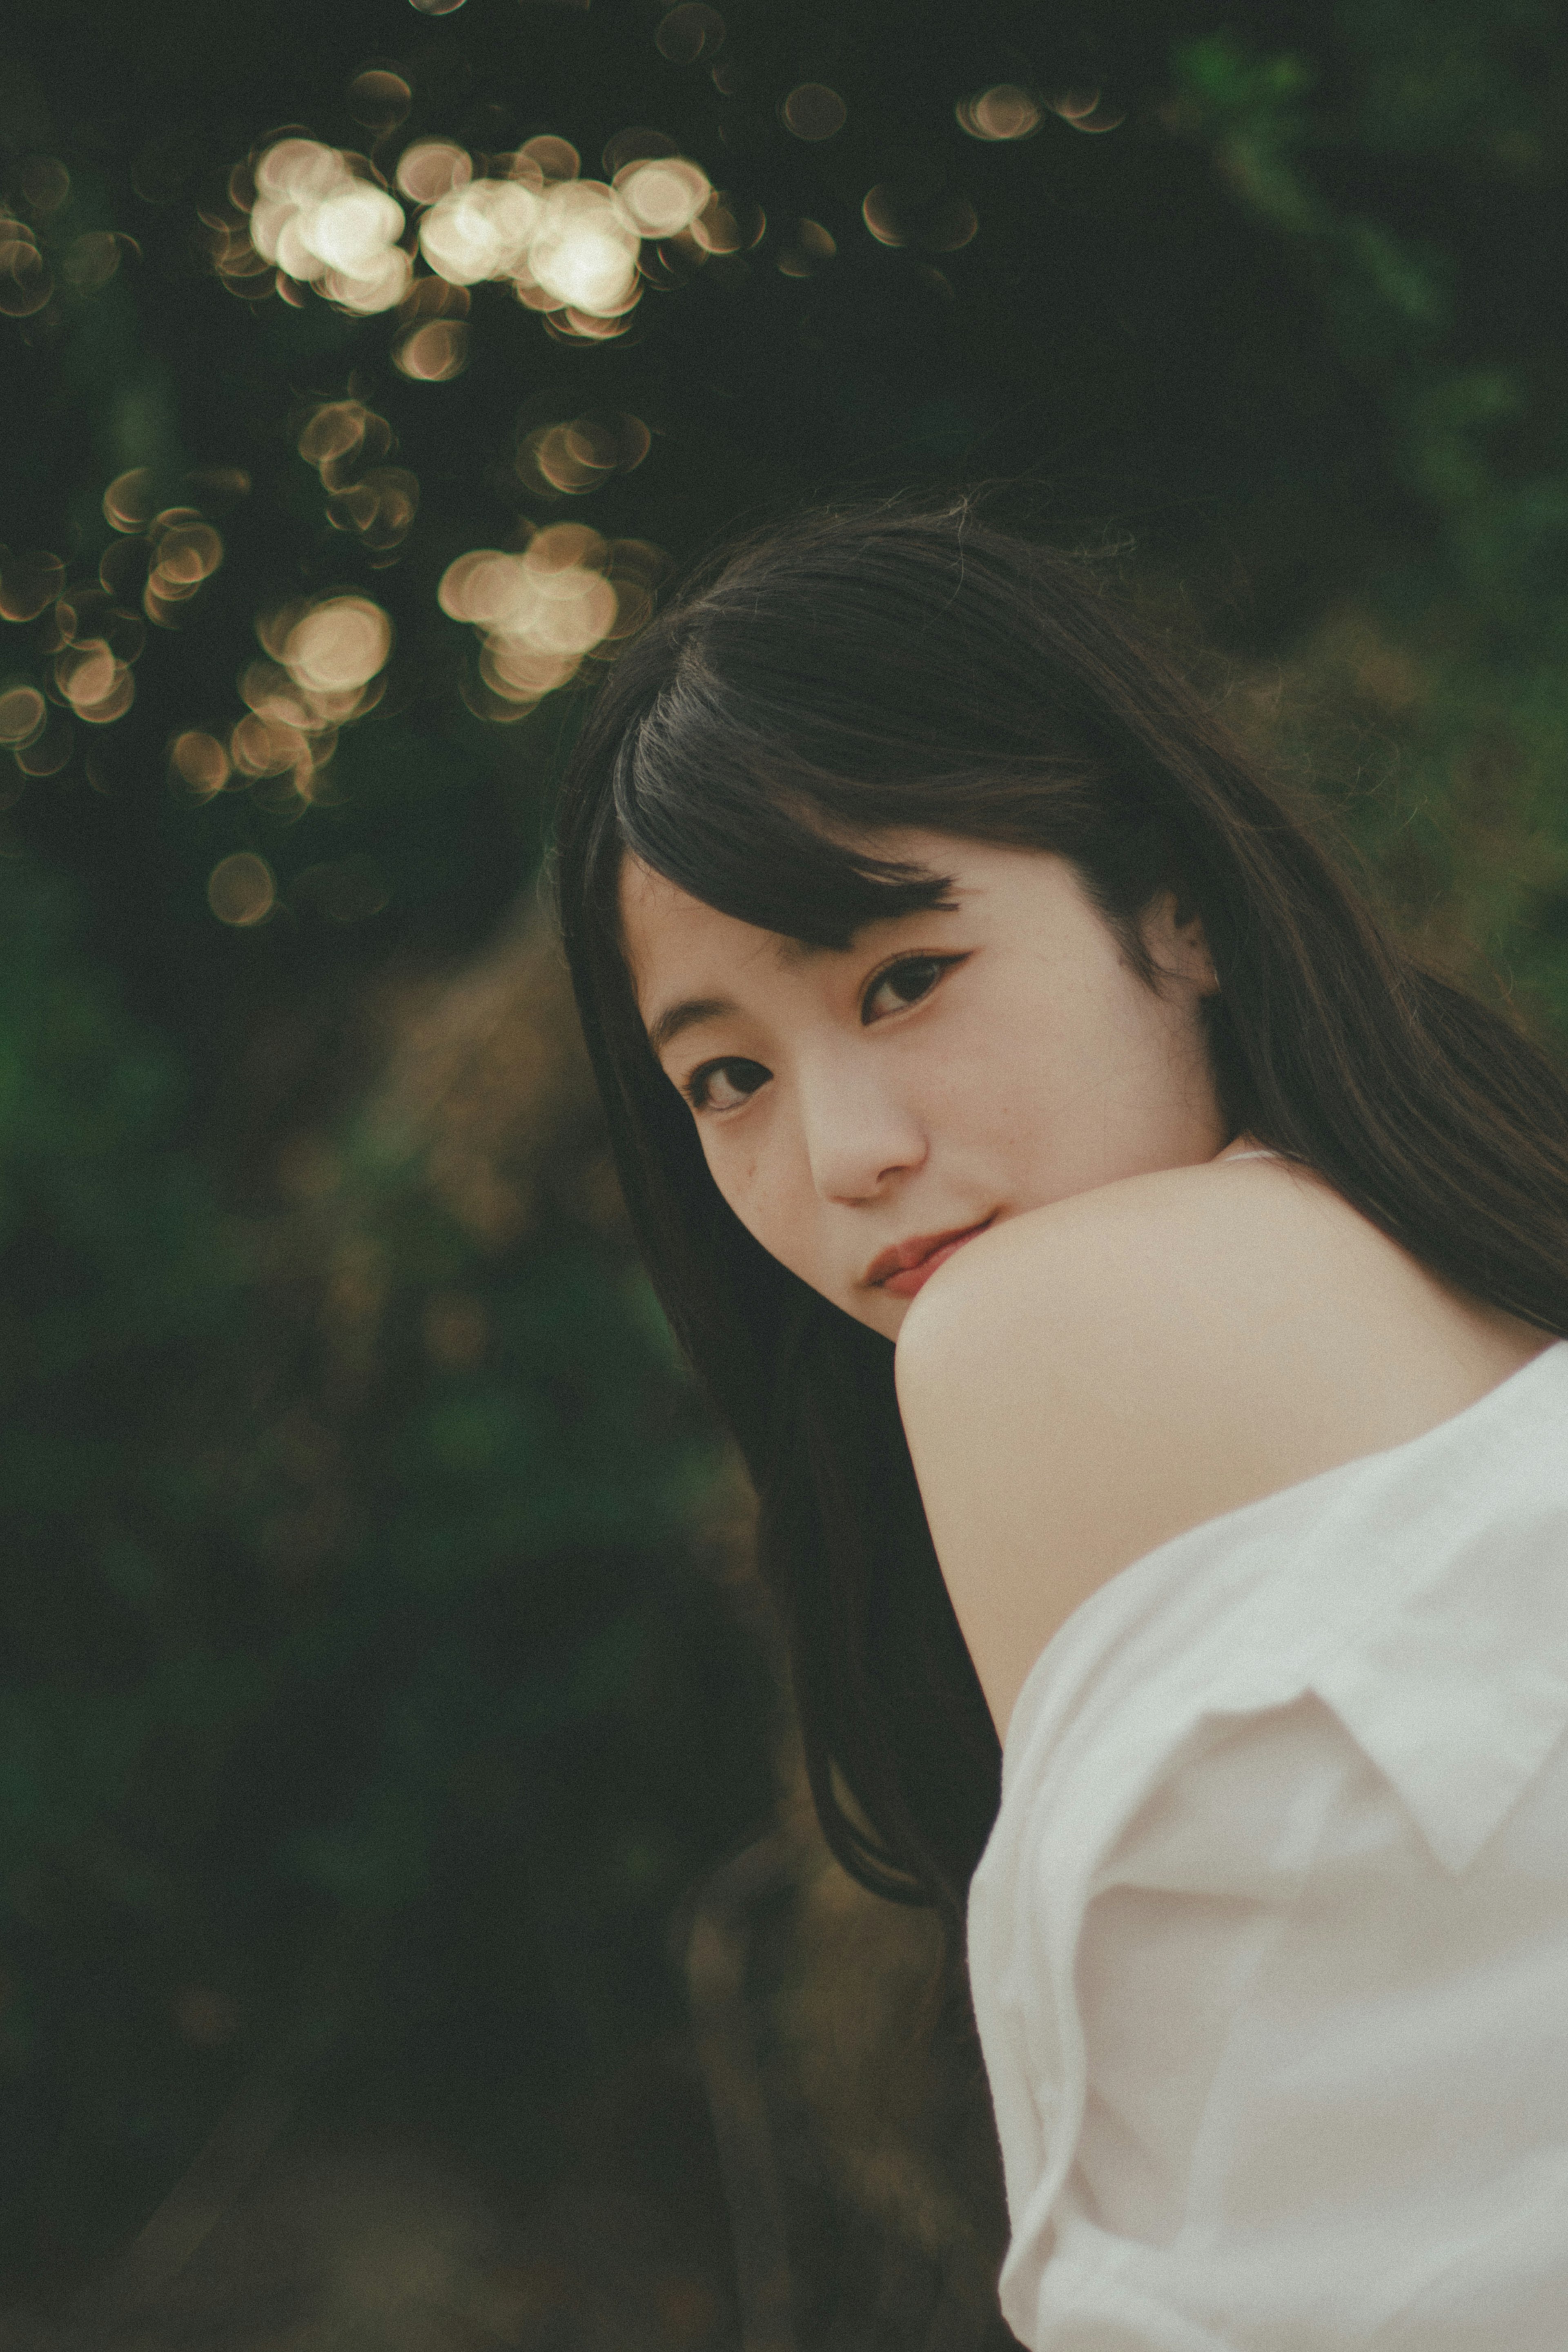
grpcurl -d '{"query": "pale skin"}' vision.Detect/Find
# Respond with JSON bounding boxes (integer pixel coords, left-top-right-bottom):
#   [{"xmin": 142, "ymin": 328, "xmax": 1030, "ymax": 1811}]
[{"xmin": 621, "ymin": 832, "xmax": 1552, "ymax": 1742}]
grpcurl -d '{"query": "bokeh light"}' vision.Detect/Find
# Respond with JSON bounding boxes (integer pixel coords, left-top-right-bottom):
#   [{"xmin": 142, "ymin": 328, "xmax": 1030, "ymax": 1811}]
[
  {"xmin": 141, "ymin": 511, "xmax": 225, "ymax": 628},
  {"xmin": 54, "ymin": 584, "xmax": 143, "ymax": 658},
  {"xmin": 518, "ymin": 136, "xmax": 580, "ymax": 183},
  {"xmin": 602, "ymin": 127, "xmax": 676, "ymax": 175},
  {"xmin": 396, "ymin": 141, "xmax": 472, "ymax": 205},
  {"xmin": 394, "ymin": 319, "xmax": 469, "ymax": 381},
  {"xmin": 439, "ymin": 526, "xmax": 662, "ymax": 716},
  {"xmin": 0, "ymin": 469, "xmax": 209, "ymax": 789},
  {"xmin": 517, "ymin": 413, "xmax": 652, "ymax": 495},
  {"xmin": 13, "ymin": 713, "xmax": 71, "ymax": 777},
  {"xmin": 229, "ymin": 707, "xmax": 309, "ymax": 781},
  {"xmin": 297, "ymin": 401, "xmax": 419, "ymax": 549},
  {"xmin": 219, "ymin": 129, "xmax": 720, "ymax": 343},
  {"xmin": 1049, "ymin": 89, "xmax": 1126, "ymax": 134},
  {"xmin": 861, "ymin": 186, "xmax": 978, "ymax": 252},
  {"xmin": 237, "ymin": 140, "xmax": 411, "ymax": 313},
  {"xmin": 524, "ymin": 183, "xmax": 641, "ymax": 317},
  {"xmin": 956, "ymin": 86, "xmax": 1043, "ymax": 141},
  {"xmin": 207, "ymin": 852, "xmax": 276, "ymax": 927},
  {"xmin": 169, "ymin": 729, "xmax": 231, "ymax": 798},
  {"xmin": 284, "ymin": 596, "xmax": 392, "ymax": 695},
  {"xmin": 420, "ymin": 179, "xmax": 541, "ymax": 283},
  {"xmin": 781, "ymin": 85, "xmax": 847, "ymax": 141},
  {"xmin": 62, "ymin": 232, "xmax": 123, "ymax": 290},
  {"xmin": 56, "ymin": 639, "xmax": 134, "ymax": 724},
  {"xmin": 862, "ymin": 188, "xmax": 904, "ymax": 248},
  {"xmin": 18, "ymin": 156, "xmax": 70, "ymax": 214},
  {"xmin": 778, "ymin": 219, "xmax": 836, "ymax": 278},
  {"xmin": 613, "ymin": 157, "xmax": 710, "ymax": 236},
  {"xmin": 0, "ymin": 686, "xmax": 47, "ymax": 749},
  {"xmin": 654, "ymin": 4, "xmax": 724, "ymax": 63},
  {"xmin": 0, "ymin": 218, "xmax": 51, "ymax": 318},
  {"xmin": 0, "ymin": 548, "xmax": 66, "ymax": 623},
  {"xmin": 103, "ymin": 469, "xmax": 157, "ymax": 532},
  {"xmin": 691, "ymin": 192, "xmax": 764, "ymax": 254},
  {"xmin": 347, "ymin": 70, "xmax": 412, "ymax": 133},
  {"xmin": 298, "ymin": 401, "xmax": 376, "ymax": 479},
  {"xmin": 168, "ymin": 591, "xmax": 398, "ymax": 826}
]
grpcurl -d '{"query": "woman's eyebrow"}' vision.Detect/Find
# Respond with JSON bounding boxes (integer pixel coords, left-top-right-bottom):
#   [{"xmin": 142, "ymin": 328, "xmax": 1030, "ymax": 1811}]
[
  {"xmin": 646, "ymin": 941, "xmax": 842, "ymax": 1055},
  {"xmin": 647, "ymin": 996, "xmax": 737, "ymax": 1057}
]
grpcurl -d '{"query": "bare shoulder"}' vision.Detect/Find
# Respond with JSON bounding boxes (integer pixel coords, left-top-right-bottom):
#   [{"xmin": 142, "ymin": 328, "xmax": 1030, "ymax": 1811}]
[
  {"xmin": 897, "ymin": 1153, "xmax": 1365, "ymax": 1396},
  {"xmin": 895, "ymin": 1155, "xmax": 1549, "ymax": 1740}
]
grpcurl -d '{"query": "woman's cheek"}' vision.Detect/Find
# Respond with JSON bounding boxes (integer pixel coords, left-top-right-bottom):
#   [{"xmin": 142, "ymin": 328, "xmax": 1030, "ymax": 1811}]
[
  {"xmin": 702, "ymin": 1127, "xmax": 764, "ymax": 1227},
  {"xmin": 726, "ymin": 1145, "xmax": 804, "ymax": 1273}
]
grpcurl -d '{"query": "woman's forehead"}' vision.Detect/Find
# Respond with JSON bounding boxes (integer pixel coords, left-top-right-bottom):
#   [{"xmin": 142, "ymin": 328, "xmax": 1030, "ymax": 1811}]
[{"xmin": 618, "ymin": 855, "xmax": 795, "ymax": 997}]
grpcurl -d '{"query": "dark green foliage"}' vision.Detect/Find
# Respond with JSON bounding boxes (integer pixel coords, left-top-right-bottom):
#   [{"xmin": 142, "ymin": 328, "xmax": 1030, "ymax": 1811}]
[
  {"xmin": 1169, "ymin": 10, "xmax": 1568, "ymax": 1028},
  {"xmin": 0, "ymin": 850, "xmax": 772, "ymax": 2288}
]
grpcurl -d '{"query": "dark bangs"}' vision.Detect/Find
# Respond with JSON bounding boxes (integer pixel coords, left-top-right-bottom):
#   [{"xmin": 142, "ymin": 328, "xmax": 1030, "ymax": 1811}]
[
  {"xmin": 592, "ymin": 514, "xmax": 1177, "ymax": 960},
  {"xmin": 609, "ymin": 698, "xmax": 959, "ymax": 953}
]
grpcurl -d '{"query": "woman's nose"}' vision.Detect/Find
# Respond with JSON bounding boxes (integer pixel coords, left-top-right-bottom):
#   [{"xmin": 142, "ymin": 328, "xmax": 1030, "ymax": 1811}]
[{"xmin": 797, "ymin": 1061, "xmax": 927, "ymax": 1204}]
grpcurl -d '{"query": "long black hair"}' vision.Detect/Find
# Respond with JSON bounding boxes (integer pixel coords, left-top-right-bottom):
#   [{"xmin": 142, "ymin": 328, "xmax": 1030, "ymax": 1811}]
[{"xmin": 552, "ymin": 498, "xmax": 1568, "ymax": 1941}]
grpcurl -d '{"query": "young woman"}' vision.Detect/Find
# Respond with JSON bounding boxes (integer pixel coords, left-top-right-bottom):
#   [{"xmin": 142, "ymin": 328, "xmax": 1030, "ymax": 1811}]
[{"xmin": 552, "ymin": 502, "xmax": 1568, "ymax": 2347}]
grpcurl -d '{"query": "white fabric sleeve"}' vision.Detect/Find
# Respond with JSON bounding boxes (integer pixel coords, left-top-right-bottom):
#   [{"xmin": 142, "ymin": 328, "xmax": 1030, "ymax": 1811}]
[{"xmin": 1006, "ymin": 1692, "xmax": 1568, "ymax": 2351}]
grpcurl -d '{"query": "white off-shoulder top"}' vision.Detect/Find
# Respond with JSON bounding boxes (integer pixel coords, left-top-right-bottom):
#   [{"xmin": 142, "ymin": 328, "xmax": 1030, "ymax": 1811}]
[{"xmin": 966, "ymin": 1333, "xmax": 1568, "ymax": 2350}]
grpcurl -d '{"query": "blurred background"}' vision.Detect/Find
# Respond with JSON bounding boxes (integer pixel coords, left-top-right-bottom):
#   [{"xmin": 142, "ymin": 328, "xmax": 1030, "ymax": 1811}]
[{"xmin": 2, "ymin": 0, "xmax": 1568, "ymax": 2343}]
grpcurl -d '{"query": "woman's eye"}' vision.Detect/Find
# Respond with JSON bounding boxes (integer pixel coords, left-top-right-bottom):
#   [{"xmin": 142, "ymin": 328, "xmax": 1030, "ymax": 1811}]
[
  {"xmin": 687, "ymin": 1058, "xmax": 770, "ymax": 1112},
  {"xmin": 861, "ymin": 955, "xmax": 960, "ymax": 1024}
]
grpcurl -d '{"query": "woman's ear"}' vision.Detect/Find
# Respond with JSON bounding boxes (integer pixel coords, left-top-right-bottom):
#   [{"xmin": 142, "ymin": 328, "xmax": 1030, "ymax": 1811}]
[{"xmin": 1145, "ymin": 889, "xmax": 1221, "ymax": 996}]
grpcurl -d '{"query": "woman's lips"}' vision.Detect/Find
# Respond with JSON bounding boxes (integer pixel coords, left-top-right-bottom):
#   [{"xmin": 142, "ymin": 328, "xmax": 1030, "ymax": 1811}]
[{"xmin": 865, "ymin": 1218, "xmax": 995, "ymax": 1300}]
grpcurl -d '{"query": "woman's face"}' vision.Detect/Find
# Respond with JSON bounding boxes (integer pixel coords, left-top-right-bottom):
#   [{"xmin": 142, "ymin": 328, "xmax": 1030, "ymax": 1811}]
[{"xmin": 619, "ymin": 831, "xmax": 1230, "ymax": 1340}]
